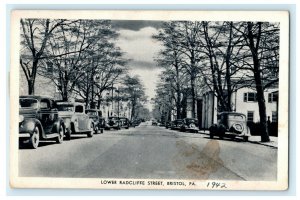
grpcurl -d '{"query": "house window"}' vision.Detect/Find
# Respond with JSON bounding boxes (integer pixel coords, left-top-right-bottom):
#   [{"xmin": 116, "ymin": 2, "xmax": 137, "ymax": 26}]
[
  {"xmin": 272, "ymin": 111, "xmax": 277, "ymax": 122},
  {"xmin": 244, "ymin": 92, "xmax": 257, "ymax": 102},
  {"xmin": 268, "ymin": 92, "xmax": 278, "ymax": 103},
  {"xmin": 247, "ymin": 111, "xmax": 254, "ymax": 122},
  {"xmin": 230, "ymin": 65, "xmax": 236, "ymax": 73},
  {"xmin": 46, "ymin": 62, "xmax": 53, "ymax": 74}
]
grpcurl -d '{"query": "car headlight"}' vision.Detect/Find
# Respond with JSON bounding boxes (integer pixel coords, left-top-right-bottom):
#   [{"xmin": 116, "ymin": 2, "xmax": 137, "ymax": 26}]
[
  {"xmin": 233, "ymin": 123, "xmax": 243, "ymax": 132},
  {"xmin": 19, "ymin": 115, "xmax": 24, "ymax": 123},
  {"xmin": 189, "ymin": 124, "xmax": 195, "ymax": 128}
]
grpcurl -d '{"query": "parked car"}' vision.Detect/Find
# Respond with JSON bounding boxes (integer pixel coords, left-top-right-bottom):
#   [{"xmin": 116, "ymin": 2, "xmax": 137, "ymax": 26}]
[
  {"xmin": 105, "ymin": 116, "xmax": 120, "ymax": 130},
  {"xmin": 170, "ymin": 119, "xmax": 184, "ymax": 130},
  {"xmin": 180, "ymin": 118, "xmax": 199, "ymax": 133},
  {"xmin": 119, "ymin": 117, "xmax": 130, "ymax": 129},
  {"xmin": 209, "ymin": 112, "xmax": 251, "ymax": 141},
  {"xmin": 152, "ymin": 120, "xmax": 158, "ymax": 126},
  {"xmin": 56, "ymin": 102, "xmax": 94, "ymax": 139},
  {"xmin": 165, "ymin": 121, "xmax": 171, "ymax": 129},
  {"xmin": 86, "ymin": 109, "xmax": 104, "ymax": 134},
  {"xmin": 19, "ymin": 96, "xmax": 65, "ymax": 149},
  {"xmin": 130, "ymin": 119, "xmax": 140, "ymax": 128}
]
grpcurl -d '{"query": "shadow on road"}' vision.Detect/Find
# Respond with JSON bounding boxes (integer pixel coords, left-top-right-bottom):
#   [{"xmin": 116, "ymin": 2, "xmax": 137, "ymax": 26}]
[{"xmin": 19, "ymin": 140, "xmax": 58, "ymax": 149}]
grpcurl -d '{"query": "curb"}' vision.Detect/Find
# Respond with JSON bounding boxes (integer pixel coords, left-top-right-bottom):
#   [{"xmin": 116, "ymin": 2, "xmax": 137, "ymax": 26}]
[
  {"xmin": 199, "ymin": 131, "xmax": 278, "ymax": 148},
  {"xmin": 248, "ymin": 140, "xmax": 278, "ymax": 149}
]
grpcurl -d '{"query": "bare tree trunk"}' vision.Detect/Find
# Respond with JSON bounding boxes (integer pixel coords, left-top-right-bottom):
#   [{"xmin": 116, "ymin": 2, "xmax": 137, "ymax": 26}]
[
  {"xmin": 131, "ymin": 100, "xmax": 135, "ymax": 120},
  {"xmin": 175, "ymin": 61, "xmax": 181, "ymax": 119},
  {"xmin": 190, "ymin": 56, "xmax": 196, "ymax": 118},
  {"xmin": 28, "ymin": 79, "xmax": 35, "ymax": 95},
  {"xmin": 247, "ymin": 22, "xmax": 270, "ymax": 142},
  {"xmin": 225, "ymin": 22, "xmax": 233, "ymax": 112},
  {"xmin": 27, "ymin": 59, "xmax": 39, "ymax": 95}
]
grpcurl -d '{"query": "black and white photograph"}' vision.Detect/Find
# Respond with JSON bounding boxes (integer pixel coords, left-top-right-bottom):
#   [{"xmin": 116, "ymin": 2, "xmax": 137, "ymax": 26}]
[{"xmin": 10, "ymin": 10, "xmax": 289, "ymax": 190}]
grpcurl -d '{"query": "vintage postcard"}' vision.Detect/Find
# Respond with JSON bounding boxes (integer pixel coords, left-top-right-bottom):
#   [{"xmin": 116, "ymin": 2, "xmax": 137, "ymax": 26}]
[{"xmin": 10, "ymin": 10, "xmax": 289, "ymax": 190}]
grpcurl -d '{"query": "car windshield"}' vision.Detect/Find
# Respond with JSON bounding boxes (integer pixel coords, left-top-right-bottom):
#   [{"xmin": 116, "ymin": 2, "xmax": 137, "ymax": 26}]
[
  {"xmin": 57, "ymin": 104, "xmax": 74, "ymax": 112},
  {"xmin": 186, "ymin": 119, "xmax": 198, "ymax": 124},
  {"xmin": 19, "ymin": 98, "xmax": 38, "ymax": 109},
  {"xmin": 109, "ymin": 117, "xmax": 118, "ymax": 121},
  {"xmin": 87, "ymin": 111, "xmax": 97, "ymax": 116},
  {"xmin": 228, "ymin": 114, "xmax": 245, "ymax": 121}
]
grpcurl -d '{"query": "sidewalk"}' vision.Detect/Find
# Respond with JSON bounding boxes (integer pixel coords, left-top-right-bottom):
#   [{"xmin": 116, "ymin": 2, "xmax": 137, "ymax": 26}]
[
  {"xmin": 248, "ymin": 136, "xmax": 278, "ymax": 148},
  {"xmin": 199, "ymin": 130, "xmax": 278, "ymax": 148}
]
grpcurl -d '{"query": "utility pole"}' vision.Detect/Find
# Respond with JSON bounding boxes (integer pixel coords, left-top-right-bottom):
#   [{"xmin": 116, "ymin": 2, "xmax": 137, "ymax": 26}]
[{"xmin": 117, "ymin": 88, "xmax": 120, "ymax": 118}]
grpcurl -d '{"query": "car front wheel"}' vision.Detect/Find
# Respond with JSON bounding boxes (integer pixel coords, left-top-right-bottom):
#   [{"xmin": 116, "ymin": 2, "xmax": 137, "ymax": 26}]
[
  {"xmin": 209, "ymin": 131, "xmax": 214, "ymax": 139},
  {"xmin": 29, "ymin": 126, "xmax": 40, "ymax": 149},
  {"xmin": 87, "ymin": 123, "xmax": 94, "ymax": 138},
  {"xmin": 65, "ymin": 128, "xmax": 71, "ymax": 140},
  {"xmin": 56, "ymin": 124, "xmax": 64, "ymax": 144}
]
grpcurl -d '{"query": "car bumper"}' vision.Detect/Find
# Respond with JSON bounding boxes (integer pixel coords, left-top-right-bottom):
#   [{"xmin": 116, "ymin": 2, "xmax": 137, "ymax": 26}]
[
  {"xmin": 19, "ymin": 132, "xmax": 31, "ymax": 138},
  {"xmin": 186, "ymin": 128, "xmax": 199, "ymax": 132}
]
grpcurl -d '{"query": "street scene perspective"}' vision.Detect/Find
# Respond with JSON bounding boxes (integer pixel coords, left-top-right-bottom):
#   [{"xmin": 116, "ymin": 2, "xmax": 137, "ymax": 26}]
[{"xmin": 18, "ymin": 19, "xmax": 279, "ymax": 180}]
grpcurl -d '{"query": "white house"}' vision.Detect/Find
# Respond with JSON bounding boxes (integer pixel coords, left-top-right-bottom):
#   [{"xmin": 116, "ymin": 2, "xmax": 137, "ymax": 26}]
[{"xmin": 201, "ymin": 86, "xmax": 278, "ymax": 129}]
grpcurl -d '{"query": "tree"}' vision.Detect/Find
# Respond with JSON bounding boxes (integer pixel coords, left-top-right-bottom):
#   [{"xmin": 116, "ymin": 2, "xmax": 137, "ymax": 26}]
[
  {"xmin": 153, "ymin": 22, "xmax": 186, "ymax": 119},
  {"xmin": 38, "ymin": 19, "xmax": 127, "ymax": 105},
  {"xmin": 153, "ymin": 21, "xmax": 204, "ymax": 118},
  {"xmin": 121, "ymin": 75, "xmax": 147, "ymax": 120},
  {"xmin": 40, "ymin": 19, "xmax": 92, "ymax": 101},
  {"xmin": 233, "ymin": 22, "xmax": 279, "ymax": 142},
  {"xmin": 20, "ymin": 19, "xmax": 68, "ymax": 94},
  {"xmin": 175, "ymin": 21, "xmax": 203, "ymax": 118},
  {"xmin": 73, "ymin": 42, "xmax": 128, "ymax": 108},
  {"xmin": 199, "ymin": 21, "xmax": 246, "ymax": 112}
]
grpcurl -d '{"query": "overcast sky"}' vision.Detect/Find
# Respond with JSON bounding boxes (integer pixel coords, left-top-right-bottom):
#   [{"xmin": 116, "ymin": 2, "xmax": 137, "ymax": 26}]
[{"xmin": 112, "ymin": 20, "xmax": 164, "ymax": 110}]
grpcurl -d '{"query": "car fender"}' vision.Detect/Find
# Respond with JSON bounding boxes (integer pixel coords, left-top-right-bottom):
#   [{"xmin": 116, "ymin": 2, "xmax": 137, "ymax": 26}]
[
  {"xmin": 245, "ymin": 126, "xmax": 252, "ymax": 136},
  {"xmin": 63, "ymin": 118, "xmax": 71, "ymax": 131},
  {"xmin": 87, "ymin": 119, "xmax": 94, "ymax": 131},
  {"xmin": 209, "ymin": 124, "xmax": 218, "ymax": 133},
  {"xmin": 52, "ymin": 118, "xmax": 65, "ymax": 134},
  {"xmin": 20, "ymin": 118, "xmax": 44, "ymax": 136},
  {"xmin": 70, "ymin": 115, "xmax": 80, "ymax": 132}
]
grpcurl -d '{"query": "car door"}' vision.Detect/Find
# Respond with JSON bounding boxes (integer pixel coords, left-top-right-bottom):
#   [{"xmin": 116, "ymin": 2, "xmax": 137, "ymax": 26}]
[
  {"xmin": 39, "ymin": 98, "xmax": 55, "ymax": 134},
  {"xmin": 75, "ymin": 105, "xmax": 88, "ymax": 131}
]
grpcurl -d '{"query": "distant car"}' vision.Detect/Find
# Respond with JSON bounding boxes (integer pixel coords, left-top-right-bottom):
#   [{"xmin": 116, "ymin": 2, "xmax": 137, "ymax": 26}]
[
  {"xmin": 158, "ymin": 123, "xmax": 164, "ymax": 127},
  {"xmin": 19, "ymin": 96, "xmax": 65, "ymax": 149},
  {"xmin": 119, "ymin": 117, "xmax": 130, "ymax": 129},
  {"xmin": 56, "ymin": 102, "xmax": 95, "ymax": 139},
  {"xmin": 209, "ymin": 112, "xmax": 251, "ymax": 141},
  {"xmin": 86, "ymin": 109, "xmax": 104, "ymax": 134},
  {"xmin": 165, "ymin": 121, "xmax": 171, "ymax": 129},
  {"xmin": 170, "ymin": 119, "xmax": 184, "ymax": 130},
  {"xmin": 130, "ymin": 119, "xmax": 140, "ymax": 128},
  {"xmin": 180, "ymin": 118, "xmax": 199, "ymax": 133},
  {"xmin": 152, "ymin": 120, "xmax": 158, "ymax": 126},
  {"xmin": 105, "ymin": 116, "xmax": 120, "ymax": 130}
]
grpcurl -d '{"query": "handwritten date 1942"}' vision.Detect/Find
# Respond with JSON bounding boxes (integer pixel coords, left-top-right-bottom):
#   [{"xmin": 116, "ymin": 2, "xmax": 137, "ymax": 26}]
[{"xmin": 206, "ymin": 182, "xmax": 227, "ymax": 189}]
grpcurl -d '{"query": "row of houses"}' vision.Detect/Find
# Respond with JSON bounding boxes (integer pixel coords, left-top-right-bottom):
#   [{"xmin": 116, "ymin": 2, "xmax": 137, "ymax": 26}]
[{"xmin": 165, "ymin": 82, "xmax": 278, "ymax": 129}]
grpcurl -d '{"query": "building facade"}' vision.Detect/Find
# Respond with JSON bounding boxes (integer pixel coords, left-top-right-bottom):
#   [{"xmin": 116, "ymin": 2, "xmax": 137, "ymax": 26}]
[{"xmin": 201, "ymin": 87, "xmax": 278, "ymax": 129}]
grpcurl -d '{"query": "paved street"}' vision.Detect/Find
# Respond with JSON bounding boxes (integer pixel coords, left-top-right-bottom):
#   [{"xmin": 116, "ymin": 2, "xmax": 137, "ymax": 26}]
[{"xmin": 19, "ymin": 122, "xmax": 277, "ymax": 181}]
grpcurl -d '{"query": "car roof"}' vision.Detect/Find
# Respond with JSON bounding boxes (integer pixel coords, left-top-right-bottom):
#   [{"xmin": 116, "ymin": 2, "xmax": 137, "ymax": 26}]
[
  {"xmin": 19, "ymin": 95, "xmax": 54, "ymax": 100},
  {"xmin": 56, "ymin": 101, "xmax": 84, "ymax": 106},
  {"xmin": 86, "ymin": 109, "xmax": 99, "ymax": 112},
  {"xmin": 219, "ymin": 112, "xmax": 246, "ymax": 116}
]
